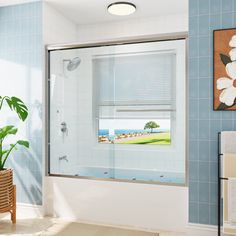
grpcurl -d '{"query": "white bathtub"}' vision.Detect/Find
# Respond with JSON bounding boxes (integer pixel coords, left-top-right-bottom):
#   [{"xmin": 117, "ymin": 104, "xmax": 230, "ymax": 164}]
[{"xmin": 44, "ymin": 175, "xmax": 188, "ymax": 232}]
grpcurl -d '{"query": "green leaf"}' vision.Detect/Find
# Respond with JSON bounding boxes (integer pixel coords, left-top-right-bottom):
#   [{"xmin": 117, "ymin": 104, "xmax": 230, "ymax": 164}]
[
  {"xmin": 0, "ymin": 125, "xmax": 18, "ymax": 139},
  {"xmin": 1, "ymin": 150, "xmax": 9, "ymax": 156},
  {"xmin": 5, "ymin": 97, "xmax": 28, "ymax": 121},
  {"xmin": 217, "ymin": 98, "xmax": 236, "ymax": 110},
  {"xmin": 217, "ymin": 103, "xmax": 227, "ymax": 110},
  {"xmin": 17, "ymin": 140, "xmax": 29, "ymax": 148},
  {"xmin": 220, "ymin": 54, "xmax": 232, "ymax": 66},
  {"xmin": 10, "ymin": 144, "xmax": 17, "ymax": 150}
]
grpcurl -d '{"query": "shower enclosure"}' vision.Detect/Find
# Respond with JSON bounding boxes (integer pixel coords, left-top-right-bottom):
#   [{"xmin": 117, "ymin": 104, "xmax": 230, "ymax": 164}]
[{"xmin": 47, "ymin": 38, "xmax": 186, "ymax": 185}]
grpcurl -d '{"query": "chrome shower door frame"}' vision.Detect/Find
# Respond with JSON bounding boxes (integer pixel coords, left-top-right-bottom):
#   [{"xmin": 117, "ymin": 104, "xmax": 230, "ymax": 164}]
[{"xmin": 45, "ymin": 33, "xmax": 188, "ymax": 187}]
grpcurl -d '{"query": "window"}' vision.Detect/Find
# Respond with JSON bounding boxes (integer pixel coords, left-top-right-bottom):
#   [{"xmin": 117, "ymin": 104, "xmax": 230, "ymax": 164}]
[{"xmin": 93, "ymin": 41, "xmax": 181, "ymax": 146}]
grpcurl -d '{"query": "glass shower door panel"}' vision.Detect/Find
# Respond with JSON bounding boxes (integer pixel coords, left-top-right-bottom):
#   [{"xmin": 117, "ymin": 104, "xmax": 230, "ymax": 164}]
[
  {"xmin": 49, "ymin": 47, "xmax": 115, "ymax": 178},
  {"xmin": 48, "ymin": 39, "xmax": 186, "ymax": 185}
]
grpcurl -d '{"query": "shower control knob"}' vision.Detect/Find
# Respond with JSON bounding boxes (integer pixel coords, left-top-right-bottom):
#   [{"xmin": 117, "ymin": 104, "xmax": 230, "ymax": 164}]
[{"xmin": 61, "ymin": 122, "xmax": 67, "ymax": 133}]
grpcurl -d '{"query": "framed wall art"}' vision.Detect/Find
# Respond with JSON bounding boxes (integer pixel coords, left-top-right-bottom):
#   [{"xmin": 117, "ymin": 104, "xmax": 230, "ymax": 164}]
[{"xmin": 214, "ymin": 28, "xmax": 236, "ymax": 110}]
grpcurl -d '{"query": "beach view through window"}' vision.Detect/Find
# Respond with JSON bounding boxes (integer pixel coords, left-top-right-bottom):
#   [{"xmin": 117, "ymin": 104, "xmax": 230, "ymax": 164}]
[{"xmin": 98, "ymin": 119, "xmax": 171, "ymax": 144}]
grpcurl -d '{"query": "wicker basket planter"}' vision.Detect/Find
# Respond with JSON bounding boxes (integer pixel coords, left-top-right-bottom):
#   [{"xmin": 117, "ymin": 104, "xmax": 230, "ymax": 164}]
[{"xmin": 0, "ymin": 169, "xmax": 16, "ymax": 223}]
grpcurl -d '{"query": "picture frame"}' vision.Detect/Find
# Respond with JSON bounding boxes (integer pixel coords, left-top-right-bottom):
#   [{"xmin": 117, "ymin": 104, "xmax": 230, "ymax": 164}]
[{"xmin": 213, "ymin": 28, "xmax": 236, "ymax": 110}]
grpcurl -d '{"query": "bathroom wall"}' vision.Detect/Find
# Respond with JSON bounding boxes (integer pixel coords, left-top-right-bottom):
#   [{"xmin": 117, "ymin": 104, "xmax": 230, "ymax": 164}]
[
  {"xmin": 76, "ymin": 14, "xmax": 188, "ymax": 42},
  {"xmin": 0, "ymin": 1, "xmax": 43, "ymax": 204},
  {"xmin": 42, "ymin": 2, "xmax": 79, "ymax": 177},
  {"xmin": 189, "ymin": 0, "xmax": 236, "ymax": 225},
  {"xmin": 43, "ymin": 2, "xmax": 77, "ymax": 45},
  {"xmin": 49, "ymin": 49, "xmax": 79, "ymax": 175}
]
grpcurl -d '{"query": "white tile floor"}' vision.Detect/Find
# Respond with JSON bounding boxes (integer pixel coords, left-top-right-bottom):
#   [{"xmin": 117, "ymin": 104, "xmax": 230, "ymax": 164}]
[{"xmin": 0, "ymin": 212, "xmax": 185, "ymax": 236}]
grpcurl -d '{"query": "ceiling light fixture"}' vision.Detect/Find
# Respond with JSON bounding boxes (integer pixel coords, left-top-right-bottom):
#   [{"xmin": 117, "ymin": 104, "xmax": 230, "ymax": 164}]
[{"xmin": 107, "ymin": 2, "xmax": 136, "ymax": 16}]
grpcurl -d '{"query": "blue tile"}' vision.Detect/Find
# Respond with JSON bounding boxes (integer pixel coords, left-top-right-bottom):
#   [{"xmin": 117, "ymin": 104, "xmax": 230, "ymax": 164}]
[
  {"xmin": 189, "ymin": 141, "xmax": 199, "ymax": 161},
  {"xmin": 210, "ymin": 14, "xmax": 222, "ymax": 30},
  {"xmin": 189, "ymin": 181, "xmax": 199, "ymax": 202},
  {"xmin": 189, "ymin": 120, "xmax": 199, "ymax": 140},
  {"xmin": 190, "ymin": 0, "xmax": 199, "ymax": 16},
  {"xmin": 210, "ymin": 110, "xmax": 222, "ymax": 119},
  {"xmin": 199, "ymin": 57, "xmax": 210, "ymax": 77},
  {"xmin": 189, "ymin": 99, "xmax": 199, "ymax": 119},
  {"xmin": 189, "ymin": 80, "xmax": 199, "ymax": 99},
  {"xmin": 189, "ymin": 17, "xmax": 199, "ymax": 36},
  {"xmin": 199, "ymin": 36, "xmax": 210, "ymax": 57},
  {"xmin": 199, "ymin": 99, "xmax": 210, "ymax": 119},
  {"xmin": 210, "ymin": 204, "xmax": 218, "ymax": 225},
  {"xmin": 221, "ymin": 111, "xmax": 233, "ymax": 120},
  {"xmin": 234, "ymin": 12, "xmax": 236, "ymax": 25},
  {"xmin": 189, "ymin": 37, "xmax": 199, "ymax": 58},
  {"xmin": 199, "ymin": 203, "xmax": 210, "ymax": 224},
  {"xmin": 0, "ymin": 2, "xmax": 43, "ymax": 205},
  {"xmin": 189, "ymin": 76, "xmax": 198, "ymax": 82},
  {"xmin": 210, "ymin": 162, "xmax": 218, "ymax": 182},
  {"xmin": 189, "ymin": 202, "xmax": 199, "ymax": 223},
  {"xmin": 199, "ymin": 182, "xmax": 210, "ymax": 203},
  {"xmin": 222, "ymin": 0, "xmax": 233, "ymax": 12},
  {"xmin": 210, "ymin": 120, "xmax": 222, "ymax": 140},
  {"xmin": 188, "ymin": 0, "xmax": 236, "ymax": 226},
  {"xmin": 199, "ymin": 140, "xmax": 210, "ymax": 161},
  {"xmin": 222, "ymin": 12, "xmax": 233, "ymax": 28},
  {"xmin": 233, "ymin": 120, "xmax": 236, "ymax": 130},
  {"xmin": 210, "ymin": 183, "xmax": 218, "ymax": 204},
  {"xmin": 199, "ymin": 120, "xmax": 210, "ymax": 139},
  {"xmin": 199, "ymin": 15, "xmax": 210, "ymax": 36},
  {"xmin": 233, "ymin": 112, "xmax": 236, "ymax": 120},
  {"xmin": 222, "ymin": 120, "xmax": 234, "ymax": 131},
  {"xmin": 210, "ymin": 0, "xmax": 221, "ymax": 14},
  {"xmin": 199, "ymin": 162, "xmax": 210, "ymax": 182},
  {"xmin": 189, "ymin": 161, "xmax": 199, "ymax": 181},
  {"xmin": 210, "ymin": 141, "xmax": 218, "ymax": 162},
  {"xmin": 199, "ymin": 0, "xmax": 209, "ymax": 15},
  {"xmin": 189, "ymin": 58, "xmax": 199, "ymax": 77}
]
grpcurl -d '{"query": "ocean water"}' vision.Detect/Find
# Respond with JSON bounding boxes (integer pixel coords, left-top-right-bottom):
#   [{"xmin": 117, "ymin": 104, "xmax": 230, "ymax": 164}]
[{"xmin": 98, "ymin": 129, "xmax": 169, "ymax": 136}]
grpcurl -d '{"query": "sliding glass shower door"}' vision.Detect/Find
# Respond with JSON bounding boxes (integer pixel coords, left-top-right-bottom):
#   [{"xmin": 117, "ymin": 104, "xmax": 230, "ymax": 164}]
[{"xmin": 48, "ymin": 39, "xmax": 186, "ymax": 185}]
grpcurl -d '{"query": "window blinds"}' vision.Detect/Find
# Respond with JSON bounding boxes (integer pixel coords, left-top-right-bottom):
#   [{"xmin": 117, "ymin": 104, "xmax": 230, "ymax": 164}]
[{"xmin": 93, "ymin": 50, "xmax": 176, "ymax": 119}]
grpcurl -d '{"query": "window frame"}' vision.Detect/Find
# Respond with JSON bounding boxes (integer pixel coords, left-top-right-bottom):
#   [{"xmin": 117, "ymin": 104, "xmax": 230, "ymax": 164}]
[{"xmin": 92, "ymin": 39, "xmax": 186, "ymax": 153}]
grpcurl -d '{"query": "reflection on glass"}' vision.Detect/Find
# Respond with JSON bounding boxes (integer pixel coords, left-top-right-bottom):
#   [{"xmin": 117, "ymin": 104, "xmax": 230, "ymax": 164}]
[{"xmin": 48, "ymin": 39, "xmax": 186, "ymax": 185}]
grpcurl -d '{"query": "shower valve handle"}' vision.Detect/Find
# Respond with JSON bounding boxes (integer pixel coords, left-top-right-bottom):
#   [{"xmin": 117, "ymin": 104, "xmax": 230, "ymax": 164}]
[{"xmin": 61, "ymin": 122, "xmax": 67, "ymax": 133}]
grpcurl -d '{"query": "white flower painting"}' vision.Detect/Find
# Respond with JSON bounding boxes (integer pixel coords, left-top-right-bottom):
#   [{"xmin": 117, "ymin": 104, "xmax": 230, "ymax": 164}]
[{"xmin": 214, "ymin": 30, "xmax": 236, "ymax": 110}]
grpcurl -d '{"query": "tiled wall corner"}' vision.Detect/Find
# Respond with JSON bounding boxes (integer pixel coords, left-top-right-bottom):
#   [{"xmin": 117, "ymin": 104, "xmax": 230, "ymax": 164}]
[
  {"xmin": 0, "ymin": 1, "xmax": 43, "ymax": 205},
  {"xmin": 189, "ymin": 0, "xmax": 236, "ymax": 225}
]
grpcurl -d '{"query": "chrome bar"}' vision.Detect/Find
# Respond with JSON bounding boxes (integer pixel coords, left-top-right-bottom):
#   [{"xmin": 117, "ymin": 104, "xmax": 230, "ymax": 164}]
[{"xmin": 116, "ymin": 109, "xmax": 175, "ymax": 112}]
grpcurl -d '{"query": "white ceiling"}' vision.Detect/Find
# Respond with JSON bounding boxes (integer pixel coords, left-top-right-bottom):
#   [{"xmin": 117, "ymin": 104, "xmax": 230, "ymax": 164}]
[
  {"xmin": 45, "ymin": 0, "xmax": 188, "ymax": 25},
  {"xmin": 0, "ymin": 0, "xmax": 188, "ymax": 25}
]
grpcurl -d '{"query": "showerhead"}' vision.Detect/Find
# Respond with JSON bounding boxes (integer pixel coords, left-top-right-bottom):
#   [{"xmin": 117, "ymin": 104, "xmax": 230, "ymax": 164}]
[{"xmin": 66, "ymin": 57, "xmax": 81, "ymax": 71}]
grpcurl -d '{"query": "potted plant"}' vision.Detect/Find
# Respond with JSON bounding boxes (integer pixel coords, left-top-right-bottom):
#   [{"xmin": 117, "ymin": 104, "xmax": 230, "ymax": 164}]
[{"xmin": 0, "ymin": 96, "xmax": 29, "ymax": 223}]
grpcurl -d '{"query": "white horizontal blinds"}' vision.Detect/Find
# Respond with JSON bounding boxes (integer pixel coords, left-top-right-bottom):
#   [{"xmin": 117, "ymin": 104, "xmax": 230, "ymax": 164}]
[
  {"xmin": 93, "ymin": 56, "xmax": 115, "ymax": 104},
  {"xmin": 113, "ymin": 52, "xmax": 174, "ymax": 104},
  {"xmin": 93, "ymin": 48, "xmax": 176, "ymax": 119}
]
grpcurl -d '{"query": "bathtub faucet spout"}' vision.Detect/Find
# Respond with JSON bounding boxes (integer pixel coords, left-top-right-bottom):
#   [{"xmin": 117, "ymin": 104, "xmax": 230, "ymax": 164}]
[{"xmin": 59, "ymin": 155, "xmax": 68, "ymax": 162}]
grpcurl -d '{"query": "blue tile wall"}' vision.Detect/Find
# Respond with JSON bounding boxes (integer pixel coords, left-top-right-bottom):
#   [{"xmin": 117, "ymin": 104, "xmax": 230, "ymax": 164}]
[
  {"xmin": 189, "ymin": 0, "xmax": 236, "ymax": 225},
  {"xmin": 0, "ymin": 2, "xmax": 43, "ymax": 205}
]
